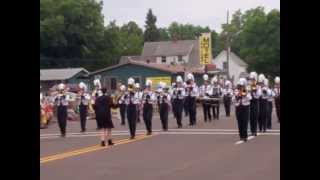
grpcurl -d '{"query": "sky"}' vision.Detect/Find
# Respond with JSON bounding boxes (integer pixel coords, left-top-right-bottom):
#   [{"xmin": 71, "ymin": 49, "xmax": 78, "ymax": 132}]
[{"xmin": 102, "ymin": 0, "xmax": 280, "ymax": 33}]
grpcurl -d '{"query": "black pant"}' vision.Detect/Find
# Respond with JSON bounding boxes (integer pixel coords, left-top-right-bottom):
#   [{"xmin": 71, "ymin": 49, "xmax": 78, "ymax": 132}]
[
  {"xmin": 79, "ymin": 105, "xmax": 88, "ymax": 131},
  {"xmin": 202, "ymin": 102, "xmax": 212, "ymax": 122},
  {"xmin": 212, "ymin": 100, "xmax": 220, "ymax": 120},
  {"xmin": 235, "ymin": 105, "xmax": 250, "ymax": 140},
  {"xmin": 250, "ymin": 99, "xmax": 259, "ymax": 135},
  {"xmin": 127, "ymin": 104, "xmax": 137, "ymax": 138},
  {"xmin": 184, "ymin": 98, "xmax": 189, "ymax": 117},
  {"xmin": 275, "ymin": 97, "xmax": 280, "ymax": 122},
  {"xmin": 143, "ymin": 103, "xmax": 153, "ymax": 133},
  {"xmin": 258, "ymin": 99, "xmax": 268, "ymax": 132},
  {"xmin": 174, "ymin": 99, "xmax": 184, "ymax": 127},
  {"xmin": 119, "ymin": 104, "xmax": 126, "ymax": 125},
  {"xmin": 136, "ymin": 105, "xmax": 141, "ymax": 123},
  {"xmin": 160, "ymin": 103, "xmax": 169, "ymax": 130},
  {"xmin": 267, "ymin": 101, "xmax": 273, "ymax": 129},
  {"xmin": 171, "ymin": 100, "xmax": 176, "ymax": 119},
  {"xmin": 57, "ymin": 106, "xmax": 67, "ymax": 135},
  {"xmin": 186, "ymin": 97, "xmax": 197, "ymax": 125},
  {"xmin": 223, "ymin": 96, "xmax": 231, "ymax": 117}
]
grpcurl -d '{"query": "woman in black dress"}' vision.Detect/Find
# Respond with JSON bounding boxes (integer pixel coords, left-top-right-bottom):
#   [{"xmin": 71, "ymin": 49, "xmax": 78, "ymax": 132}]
[{"xmin": 95, "ymin": 88, "xmax": 116, "ymax": 146}]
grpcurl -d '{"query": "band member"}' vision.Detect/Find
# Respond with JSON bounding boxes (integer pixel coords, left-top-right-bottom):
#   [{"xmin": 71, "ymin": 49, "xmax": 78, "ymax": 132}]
[
  {"xmin": 258, "ymin": 74, "xmax": 269, "ymax": 133},
  {"xmin": 265, "ymin": 78, "xmax": 275, "ymax": 129},
  {"xmin": 184, "ymin": 73, "xmax": 199, "ymax": 126},
  {"xmin": 274, "ymin": 77, "xmax": 280, "ymax": 123},
  {"xmin": 158, "ymin": 82, "xmax": 171, "ymax": 131},
  {"xmin": 232, "ymin": 78, "xmax": 252, "ymax": 142},
  {"xmin": 248, "ymin": 72, "xmax": 261, "ymax": 136},
  {"xmin": 54, "ymin": 83, "xmax": 70, "ymax": 137},
  {"xmin": 142, "ymin": 80, "xmax": 156, "ymax": 135},
  {"xmin": 78, "ymin": 82, "xmax": 90, "ymax": 133},
  {"xmin": 171, "ymin": 82, "xmax": 177, "ymax": 119},
  {"xmin": 95, "ymin": 87, "xmax": 116, "ymax": 146},
  {"xmin": 135, "ymin": 83, "xmax": 143, "ymax": 123},
  {"xmin": 171, "ymin": 76, "xmax": 185, "ymax": 128},
  {"xmin": 91, "ymin": 79, "xmax": 103, "ymax": 130},
  {"xmin": 117, "ymin": 85, "xmax": 127, "ymax": 125},
  {"xmin": 210, "ymin": 76, "xmax": 222, "ymax": 120},
  {"xmin": 125, "ymin": 77, "xmax": 139, "ymax": 139},
  {"xmin": 199, "ymin": 74, "xmax": 212, "ymax": 122},
  {"xmin": 183, "ymin": 82, "xmax": 189, "ymax": 117},
  {"xmin": 222, "ymin": 80, "xmax": 233, "ymax": 117}
]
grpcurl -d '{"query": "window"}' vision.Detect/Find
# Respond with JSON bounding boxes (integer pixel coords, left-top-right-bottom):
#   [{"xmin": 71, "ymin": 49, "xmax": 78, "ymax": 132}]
[
  {"xmin": 161, "ymin": 56, "xmax": 166, "ymax": 63},
  {"xmin": 223, "ymin": 62, "xmax": 228, "ymax": 70},
  {"xmin": 178, "ymin": 55, "xmax": 183, "ymax": 62}
]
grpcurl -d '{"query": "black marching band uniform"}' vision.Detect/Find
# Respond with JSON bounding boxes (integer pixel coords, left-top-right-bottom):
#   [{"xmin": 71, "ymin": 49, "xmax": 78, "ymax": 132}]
[
  {"xmin": 210, "ymin": 76, "xmax": 222, "ymax": 120},
  {"xmin": 78, "ymin": 82, "xmax": 91, "ymax": 132},
  {"xmin": 171, "ymin": 76, "xmax": 186, "ymax": 128},
  {"xmin": 222, "ymin": 80, "xmax": 233, "ymax": 117},
  {"xmin": 142, "ymin": 80, "xmax": 155, "ymax": 135},
  {"xmin": 248, "ymin": 72, "xmax": 261, "ymax": 136},
  {"xmin": 125, "ymin": 78, "xmax": 139, "ymax": 139},
  {"xmin": 117, "ymin": 85, "xmax": 127, "ymax": 125},
  {"xmin": 257, "ymin": 74, "xmax": 270, "ymax": 133},
  {"xmin": 233, "ymin": 78, "xmax": 252, "ymax": 142},
  {"xmin": 274, "ymin": 77, "xmax": 280, "ymax": 123},
  {"xmin": 54, "ymin": 83, "xmax": 70, "ymax": 137},
  {"xmin": 184, "ymin": 73, "xmax": 199, "ymax": 126},
  {"xmin": 157, "ymin": 82, "xmax": 171, "ymax": 131},
  {"xmin": 199, "ymin": 74, "xmax": 212, "ymax": 122},
  {"xmin": 265, "ymin": 79, "xmax": 275, "ymax": 129},
  {"xmin": 135, "ymin": 83, "xmax": 143, "ymax": 123}
]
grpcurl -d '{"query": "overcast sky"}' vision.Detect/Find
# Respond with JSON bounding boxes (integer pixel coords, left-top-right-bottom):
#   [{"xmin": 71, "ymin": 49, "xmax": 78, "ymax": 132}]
[{"xmin": 102, "ymin": 0, "xmax": 280, "ymax": 33}]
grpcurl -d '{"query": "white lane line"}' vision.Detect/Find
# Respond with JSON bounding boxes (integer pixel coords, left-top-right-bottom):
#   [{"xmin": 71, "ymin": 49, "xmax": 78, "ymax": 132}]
[
  {"xmin": 41, "ymin": 129, "xmax": 280, "ymax": 137},
  {"xmin": 41, "ymin": 132, "xmax": 280, "ymax": 139}
]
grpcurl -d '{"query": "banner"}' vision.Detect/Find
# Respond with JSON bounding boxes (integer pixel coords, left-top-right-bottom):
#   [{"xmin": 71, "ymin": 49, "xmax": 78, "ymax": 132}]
[
  {"xmin": 146, "ymin": 76, "xmax": 172, "ymax": 90},
  {"xmin": 199, "ymin": 33, "xmax": 212, "ymax": 65}
]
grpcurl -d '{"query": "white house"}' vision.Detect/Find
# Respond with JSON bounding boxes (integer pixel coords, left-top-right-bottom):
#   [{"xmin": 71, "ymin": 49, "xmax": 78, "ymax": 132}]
[{"xmin": 213, "ymin": 50, "xmax": 248, "ymax": 83}]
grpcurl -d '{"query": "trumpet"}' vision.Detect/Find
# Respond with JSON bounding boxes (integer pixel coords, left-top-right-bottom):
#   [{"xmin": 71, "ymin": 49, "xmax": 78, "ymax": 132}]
[{"xmin": 251, "ymin": 84, "xmax": 257, "ymax": 91}]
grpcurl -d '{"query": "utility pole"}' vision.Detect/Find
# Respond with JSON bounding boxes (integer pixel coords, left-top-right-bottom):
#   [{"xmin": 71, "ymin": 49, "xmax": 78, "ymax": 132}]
[{"xmin": 226, "ymin": 10, "xmax": 230, "ymax": 80}]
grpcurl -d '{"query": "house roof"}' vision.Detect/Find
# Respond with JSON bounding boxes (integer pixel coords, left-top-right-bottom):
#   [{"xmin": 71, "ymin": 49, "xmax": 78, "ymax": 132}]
[
  {"xmin": 90, "ymin": 60, "xmax": 215, "ymax": 75},
  {"xmin": 142, "ymin": 40, "xmax": 197, "ymax": 57},
  {"xmin": 40, "ymin": 68, "xmax": 89, "ymax": 81},
  {"xmin": 214, "ymin": 50, "xmax": 247, "ymax": 67}
]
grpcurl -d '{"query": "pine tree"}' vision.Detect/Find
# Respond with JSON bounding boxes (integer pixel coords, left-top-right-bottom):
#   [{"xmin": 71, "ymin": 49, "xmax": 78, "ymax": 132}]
[{"xmin": 144, "ymin": 9, "xmax": 160, "ymax": 42}]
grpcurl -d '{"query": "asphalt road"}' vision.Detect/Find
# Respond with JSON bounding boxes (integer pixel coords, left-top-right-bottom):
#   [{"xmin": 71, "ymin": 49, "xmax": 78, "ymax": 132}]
[{"xmin": 40, "ymin": 104, "xmax": 280, "ymax": 180}]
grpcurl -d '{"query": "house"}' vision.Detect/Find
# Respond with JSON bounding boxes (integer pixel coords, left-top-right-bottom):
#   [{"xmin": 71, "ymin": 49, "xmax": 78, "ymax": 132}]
[
  {"xmin": 213, "ymin": 50, "xmax": 248, "ymax": 83},
  {"xmin": 120, "ymin": 40, "xmax": 200, "ymax": 67},
  {"xmin": 90, "ymin": 60, "xmax": 220, "ymax": 92},
  {"xmin": 40, "ymin": 68, "xmax": 90, "ymax": 91}
]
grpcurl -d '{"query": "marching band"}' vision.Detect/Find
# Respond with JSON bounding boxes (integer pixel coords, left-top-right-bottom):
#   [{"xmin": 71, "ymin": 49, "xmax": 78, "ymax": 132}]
[{"xmin": 41, "ymin": 72, "xmax": 280, "ymax": 145}]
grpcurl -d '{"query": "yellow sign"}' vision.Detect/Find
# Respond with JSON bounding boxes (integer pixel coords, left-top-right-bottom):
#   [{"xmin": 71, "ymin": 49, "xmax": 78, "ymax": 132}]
[
  {"xmin": 199, "ymin": 33, "xmax": 212, "ymax": 65},
  {"xmin": 146, "ymin": 76, "xmax": 172, "ymax": 90}
]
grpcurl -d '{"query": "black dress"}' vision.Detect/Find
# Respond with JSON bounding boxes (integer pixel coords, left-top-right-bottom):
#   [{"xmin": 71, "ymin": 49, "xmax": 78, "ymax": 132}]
[{"xmin": 95, "ymin": 95, "xmax": 115, "ymax": 129}]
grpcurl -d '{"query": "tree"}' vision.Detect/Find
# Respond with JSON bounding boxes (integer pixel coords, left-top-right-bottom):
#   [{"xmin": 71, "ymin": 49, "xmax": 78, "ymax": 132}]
[
  {"xmin": 158, "ymin": 28, "xmax": 170, "ymax": 41},
  {"xmin": 144, "ymin": 9, "xmax": 160, "ymax": 42},
  {"xmin": 119, "ymin": 21, "xmax": 144, "ymax": 56},
  {"xmin": 40, "ymin": 0, "xmax": 105, "ymax": 58}
]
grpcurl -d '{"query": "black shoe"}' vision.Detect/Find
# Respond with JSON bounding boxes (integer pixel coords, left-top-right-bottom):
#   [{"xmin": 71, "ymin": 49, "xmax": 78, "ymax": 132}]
[
  {"xmin": 61, "ymin": 133, "xmax": 66, "ymax": 138},
  {"xmin": 80, "ymin": 130, "xmax": 86, "ymax": 133},
  {"xmin": 130, "ymin": 136, "xmax": 135, "ymax": 139},
  {"xmin": 101, "ymin": 141, "xmax": 106, "ymax": 146},
  {"xmin": 121, "ymin": 123, "xmax": 125, "ymax": 126},
  {"xmin": 147, "ymin": 132, "xmax": 152, "ymax": 135},
  {"xmin": 96, "ymin": 127, "xmax": 100, "ymax": 130},
  {"xmin": 244, "ymin": 138, "xmax": 248, "ymax": 142},
  {"xmin": 108, "ymin": 139, "xmax": 114, "ymax": 146},
  {"xmin": 263, "ymin": 130, "xmax": 266, "ymax": 133}
]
